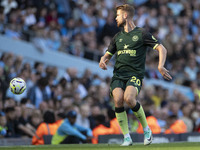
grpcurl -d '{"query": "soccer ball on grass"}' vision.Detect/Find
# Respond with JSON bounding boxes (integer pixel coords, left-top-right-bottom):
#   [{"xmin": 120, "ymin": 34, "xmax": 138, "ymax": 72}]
[{"xmin": 9, "ymin": 77, "xmax": 26, "ymax": 94}]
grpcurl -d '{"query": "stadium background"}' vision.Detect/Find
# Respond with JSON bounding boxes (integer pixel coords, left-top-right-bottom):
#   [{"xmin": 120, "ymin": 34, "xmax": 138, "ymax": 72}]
[{"xmin": 0, "ymin": 0, "xmax": 200, "ymax": 146}]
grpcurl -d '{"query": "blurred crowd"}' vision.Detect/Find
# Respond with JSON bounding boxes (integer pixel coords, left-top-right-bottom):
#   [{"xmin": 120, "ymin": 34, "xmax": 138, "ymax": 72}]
[
  {"xmin": 1, "ymin": 0, "xmax": 200, "ymax": 87},
  {"xmin": 0, "ymin": 0, "xmax": 200, "ymax": 145},
  {"xmin": 0, "ymin": 52, "xmax": 199, "ymax": 143}
]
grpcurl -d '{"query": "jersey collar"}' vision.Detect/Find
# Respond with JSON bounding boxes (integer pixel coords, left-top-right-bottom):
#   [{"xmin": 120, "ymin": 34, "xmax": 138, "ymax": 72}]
[{"xmin": 122, "ymin": 26, "xmax": 138, "ymax": 34}]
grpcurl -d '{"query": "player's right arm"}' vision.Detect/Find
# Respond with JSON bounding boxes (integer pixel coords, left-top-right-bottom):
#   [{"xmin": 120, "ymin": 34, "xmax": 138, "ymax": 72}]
[
  {"xmin": 99, "ymin": 34, "xmax": 118, "ymax": 70},
  {"xmin": 99, "ymin": 52, "xmax": 112, "ymax": 70}
]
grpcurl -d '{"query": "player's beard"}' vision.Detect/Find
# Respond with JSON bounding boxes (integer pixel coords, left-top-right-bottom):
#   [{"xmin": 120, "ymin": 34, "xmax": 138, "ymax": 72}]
[{"xmin": 117, "ymin": 20, "xmax": 126, "ymax": 27}]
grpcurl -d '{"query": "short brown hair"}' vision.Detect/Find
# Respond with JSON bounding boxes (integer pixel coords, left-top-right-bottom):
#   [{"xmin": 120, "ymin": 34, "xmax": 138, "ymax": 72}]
[{"xmin": 116, "ymin": 4, "xmax": 135, "ymax": 18}]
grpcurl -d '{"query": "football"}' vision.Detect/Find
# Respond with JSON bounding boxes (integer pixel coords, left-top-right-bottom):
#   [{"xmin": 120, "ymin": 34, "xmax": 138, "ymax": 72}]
[{"xmin": 9, "ymin": 77, "xmax": 26, "ymax": 94}]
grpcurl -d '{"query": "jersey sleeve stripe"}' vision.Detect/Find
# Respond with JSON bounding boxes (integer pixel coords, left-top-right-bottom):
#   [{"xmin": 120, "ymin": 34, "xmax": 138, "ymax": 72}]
[
  {"xmin": 106, "ymin": 51, "xmax": 113, "ymax": 56},
  {"xmin": 153, "ymin": 44, "xmax": 159, "ymax": 49}
]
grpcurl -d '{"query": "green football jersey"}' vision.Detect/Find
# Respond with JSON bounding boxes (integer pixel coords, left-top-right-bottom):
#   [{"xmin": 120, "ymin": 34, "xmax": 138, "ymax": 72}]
[{"xmin": 107, "ymin": 27, "xmax": 160, "ymax": 79}]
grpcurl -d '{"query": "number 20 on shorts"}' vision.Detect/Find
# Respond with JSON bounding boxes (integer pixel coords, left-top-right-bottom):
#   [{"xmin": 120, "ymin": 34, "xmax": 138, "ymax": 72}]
[{"xmin": 130, "ymin": 76, "xmax": 141, "ymax": 86}]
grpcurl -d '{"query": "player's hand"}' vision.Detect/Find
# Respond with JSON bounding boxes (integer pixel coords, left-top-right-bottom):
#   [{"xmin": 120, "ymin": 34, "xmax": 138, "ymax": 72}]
[
  {"xmin": 99, "ymin": 57, "xmax": 108, "ymax": 70},
  {"xmin": 158, "ymin": 66, "xmax": 172, "ymax": 80}
]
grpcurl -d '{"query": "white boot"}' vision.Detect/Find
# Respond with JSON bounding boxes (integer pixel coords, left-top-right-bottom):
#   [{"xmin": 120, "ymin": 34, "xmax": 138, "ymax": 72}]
[
  {"xmin": 144, "ymin": 128, "xmax": 153, "ymax": 145},
  {"xmin": 120, "ymin": 137, "xmax": 133, "ymax": 146}
]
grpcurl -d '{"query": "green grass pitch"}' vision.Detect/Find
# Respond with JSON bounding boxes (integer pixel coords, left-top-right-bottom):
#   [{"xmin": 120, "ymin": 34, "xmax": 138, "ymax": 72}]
[{"xmin": 0, "ymin": 142, "xmax": 200, "ymax": 150}]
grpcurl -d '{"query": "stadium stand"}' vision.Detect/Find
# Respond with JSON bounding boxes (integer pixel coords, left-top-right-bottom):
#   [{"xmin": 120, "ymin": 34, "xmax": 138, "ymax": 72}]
[{"xmin": 0, "ymin": 0, "xmax": 200, "ymax": 145}]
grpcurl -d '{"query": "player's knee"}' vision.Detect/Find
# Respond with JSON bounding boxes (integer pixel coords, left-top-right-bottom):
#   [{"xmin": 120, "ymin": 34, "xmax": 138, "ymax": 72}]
[
  {"xmin": 114, "ymin": 98, "xmax": 123, "ymax": 107},
  {"xmin": 124, "ymin": 95, "xmax": 136, "ymax": 107}
]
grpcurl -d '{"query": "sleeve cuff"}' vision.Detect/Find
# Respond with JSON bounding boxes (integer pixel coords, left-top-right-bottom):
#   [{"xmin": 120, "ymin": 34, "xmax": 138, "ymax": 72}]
[
  {"xmin": 106, "ymin": 51, "xmax": 113, "ymax": 56},
  {"xmin": 153, "ymin": 44, "xmax": 159, "ymax": 49}
]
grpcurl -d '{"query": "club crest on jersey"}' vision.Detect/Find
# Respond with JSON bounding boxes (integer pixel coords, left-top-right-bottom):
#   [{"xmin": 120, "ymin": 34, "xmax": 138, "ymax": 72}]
[
  {"xmin": 119, "ymin": 38, "xmax": 123, "ymax": 42},
  {"xmin": 132, "ymin": 35, "xmax": 139, "ymax": 41}
]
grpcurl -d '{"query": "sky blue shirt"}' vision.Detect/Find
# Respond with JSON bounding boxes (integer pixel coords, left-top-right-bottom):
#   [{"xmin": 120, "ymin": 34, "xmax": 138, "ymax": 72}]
[{"xmin": 57, "ymin": 118, "xmax": 92, "ymax": 140}]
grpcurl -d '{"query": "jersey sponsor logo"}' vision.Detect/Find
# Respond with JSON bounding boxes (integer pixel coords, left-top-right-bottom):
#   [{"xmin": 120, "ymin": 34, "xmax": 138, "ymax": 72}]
[
  {"xmin": 117, "ymin": 50, "xmax": 136, "ymax": 56},
  {"xmin": 132, "ymin": 35, "xmax": 139, "ymax": 41}
]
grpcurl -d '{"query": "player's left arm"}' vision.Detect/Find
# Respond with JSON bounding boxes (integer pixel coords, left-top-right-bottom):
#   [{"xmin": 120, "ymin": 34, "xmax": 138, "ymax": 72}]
[
  {"xmin": 155, "ymin": 44, "xmax": 172, "ymax": 80},
  {"xmin": 142, "ymin": 29, "xmax": 172, "ymax": 80}
]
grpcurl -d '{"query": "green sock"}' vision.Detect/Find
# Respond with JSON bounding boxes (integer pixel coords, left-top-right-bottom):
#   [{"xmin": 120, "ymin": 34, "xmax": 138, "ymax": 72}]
[
  {"xmin": 115, "ymin": 111, "xmax": 129, "ymax": 135},
  {"xmin": 133, "ymin": 105, "xmax": 148, "ymax": 129}
]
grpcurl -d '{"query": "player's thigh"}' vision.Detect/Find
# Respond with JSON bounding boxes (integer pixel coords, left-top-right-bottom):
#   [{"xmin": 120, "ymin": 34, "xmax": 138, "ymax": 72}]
[
  {"xmin": 124, "ymin": 76, "xmax": 142, "ymax": 104},
  {"xmin": 112, "ymin": 88, "xmax": 124, "ymax": 107},
  {"xmin": 126, "ymin": 75, "xmax": 142, "ymax": 96},
  {"xmin": 124, "ymin": 86, "xmax": 137, "ymax": 105},
  {"xmin": 110, "ymin": 79, "xmax": 126, "ymax": 107},
  {"xmin": 110, "ymin": 78, "xmax": 126, "ymax": 96}
]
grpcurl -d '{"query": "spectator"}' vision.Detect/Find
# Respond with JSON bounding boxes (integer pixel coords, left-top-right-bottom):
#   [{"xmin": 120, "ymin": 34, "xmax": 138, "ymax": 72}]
[
  {"xmin": 76, "ymin": 104, "xmax": 91, "ymax": 129},
  {"xmin": 23, "ymin": 6, "xmax": 37, "ymax": 27},
  {"xmin": 4, "ymin": 23, "xmax": 21, "ymax": 40},
  {"xmin": 0, "ymin": 7, "xmax": 6, "ymax": 34},
  {"xmin": 92, "ymin": 114, "xmax": 114, "ymax": 144},
  {"xmin": 32, "ymin": 29, "xmax": 49, "ymax": 52},
  {"xmin": 28, "ymin": 77, "xmax": 51, "ymax": 108},
  {"xmin": 46, "ymin": 29, "xmax": 61, "ymax": 51},
  {"xmin": 17, "ymin": 106, "xmax": 36, "ymax": 137},
  {"xmin": 4, "ymin": 97, "xmax": 15, "ymax": 109},
  {"xmin": 36, "ymin": 7, "xmax": 47, "ymax": 29},
  {"xmin": 71, "ymin": 78, "xmax": 88, "ymax": 99},
  {"xmin": 180, "ymin": 103, "xmax": 194, "ymax": 132},
  {"xmin": 39, "ymin": 101, "xmax": 49, "ymax": 114},
  {"xmin": 168, "ymin": 101, "xmax": 182, "ymax": 117},
  {"xmin": 55, "ymin": 112, "xmax": 65, "ymax": 127},
  {"xmin": 184, "ymin": 59, "xmax": 198, "ymax": 81},
  {"xmin": 5, "ymin": 107, "xmax": 19, "ymax": 137},
  {"xmin": 51, "ymin": 110, "xmax": 92, "ymax": 144},
  {"xmin": 33, "ymin": 62, "xmax": 44, "ymax": 75},
  {"xmin": 63, "ymin": 68, "xmax": 78, "ymax": 82},
  {"xmin": 100, "ymin": 10, "xmax": 119, "ymax": 42},
  {"xmin": 153, "ymin": 108, "xmax": 167, "ymax": 132},
  {"xmin": 193, "ymin": 100, "xmax": 200, "ymax": 132},
  {"xmin": 88, "ymin": 105, "xmax": 102, "ymax": 130},
  {"xmin": 80, "ymin": 6, "xmax": 97, "ymax": 33},
  {"xmin": 0, "ymin": 111, "xmax": 7, "ymax": 137},
  {"xmin": 164, "ymin": 115, "xmax": 187, "ymax": 134},
  {"xmin": 59, "ymin": 97, "xmax": 73, "ymax": 113},
  {"xmin": 30, "ymin": 109, "xmax": 42, "ymax": 129},
  {"xmin": 32, "ymin": 110, "xmax": 58, "ymax": 145},
  {"xmin": 46, "ymin": 9, "xmax": 58, "ymax": 25},
  {"xmin": 1, "ymin": 0, "xmax": 18, "ymax": 15},
  {"xmin": 0, "ymin": 66, "xmax": 7, "ymax": 101},
  {"xmin": 167, "ymin": 0, "xmax": 184, "ymax": 16},
  {"xmin": 80, "ymin": 69, "xmax": 92, "ymax": 90}
]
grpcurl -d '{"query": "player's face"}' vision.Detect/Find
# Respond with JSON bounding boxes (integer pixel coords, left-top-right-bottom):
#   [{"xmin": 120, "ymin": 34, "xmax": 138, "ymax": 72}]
[{"xmin": 116, "ymin": 10, "xmax": 126, "ymax": 27}]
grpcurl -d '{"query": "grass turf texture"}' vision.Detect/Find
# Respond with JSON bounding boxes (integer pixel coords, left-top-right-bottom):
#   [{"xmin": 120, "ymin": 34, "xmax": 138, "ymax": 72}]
[{"xmin": 0, "ymin": 142, "xmax": 200, "ymax": 150}]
